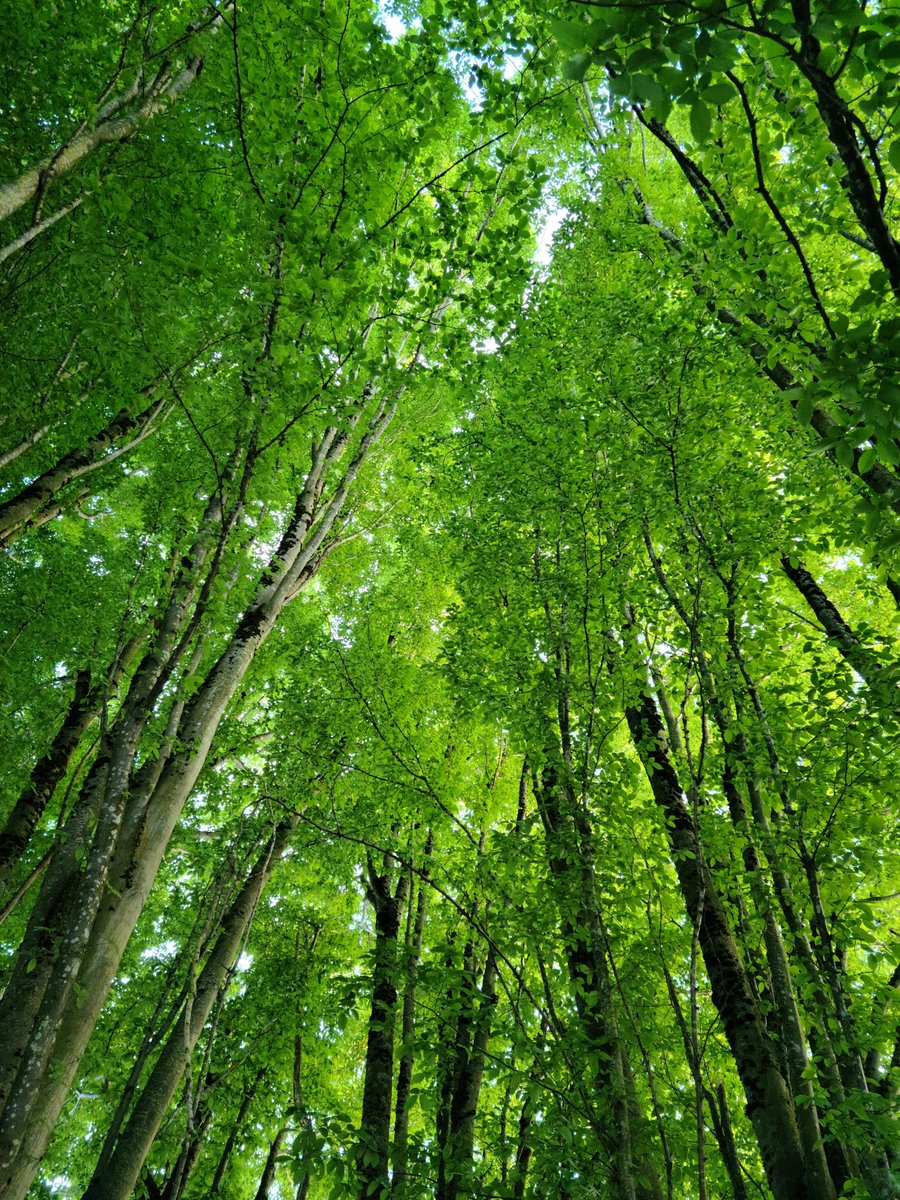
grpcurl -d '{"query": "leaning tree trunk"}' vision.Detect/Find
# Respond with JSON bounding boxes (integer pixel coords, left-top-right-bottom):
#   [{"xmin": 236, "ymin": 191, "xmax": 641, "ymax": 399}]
[
  {"xmin": 0, "ymin": 3, "xmax": 231, "ymax": 258},
  {"xmin": 253, "ymin": 1126, "xmax": 287, "ymax": 1200},
  {"xmin": 210, "ymin": 1067, "xmax": 267, "ymax": 1195},
  {"xmin": 0, "ymin": 403, "xmax": 394, "ymax": 1200},
  {"xmin": 780, "ymin": 556, "xmax": 898, "ymax": 696},
  {"xmin": 0, "ymin": 633, "xmax": 141, "ymax": 894},
  {"xmin": 0, "ymin": 668, "xmax": 94, "ymax": 890},
  {"xmin": 624, "ymin": 679, "xmax": 837, "ymax": 1200},
  {"xmin": 81, "ymin": 816, "xmax": 297, "ymax": 1200},
  {"xmin": 0, "ymin": 391, "xmax": 169, "ymax": 549}
]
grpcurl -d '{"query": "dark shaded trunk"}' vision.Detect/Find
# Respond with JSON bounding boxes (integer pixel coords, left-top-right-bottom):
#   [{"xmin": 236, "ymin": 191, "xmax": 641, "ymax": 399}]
[
  {"xmin": 625, "ymin": 684, "xmax": 835, "ymax": 1200},
  {"xmin": 435, "ymin": 948, "xmax": 498, "ymax": 1200},
  {"xmin": 253, "ymin": 1127, "xmax": 287, "ymax": 1200},
  {"xmin": 0, "ymin": 393, "xmax": 168, "ymax": 548},
  {"xmin": 511, "ymin": 1086, "xmax": 534, "ymax": 1200},
  {"xmin": 210, "ymin": 1067, "xmax": 266, "ymax": 1195},
  {"xmin": 534, "ymin": 763, "xmax": 662, "ymax": 1200},
  {"xmin": 357, "ymin": 853, "xmax": 408, "ymax": 1200},
  {"xmin": 0, "ymin": 669, "xmax": 94, "ymax": 890},
  {"xmin": 0, "ymin": 633, "xmax": 142, "ymax": 900},
  {"xmin": 780, "ymin": 556, "xmax": 897, "ymax": 694},
  {"xmin": 158, "ymin": 1100, "xmax": 214, "ymax": 1200},
  {"xmin": 706, "ymin": 1084, "xmax": 750, "ymax": 1200}
]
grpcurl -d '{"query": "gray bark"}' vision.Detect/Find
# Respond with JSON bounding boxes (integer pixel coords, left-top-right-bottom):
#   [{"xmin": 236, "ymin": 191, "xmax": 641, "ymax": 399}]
[
  {"xmin": 0, "ymin": 406, "xmax": 393, "ymax": 1200},
  {"xmin": 81, "ymin": 817, "xmax": 296, "ymax": 1200}
]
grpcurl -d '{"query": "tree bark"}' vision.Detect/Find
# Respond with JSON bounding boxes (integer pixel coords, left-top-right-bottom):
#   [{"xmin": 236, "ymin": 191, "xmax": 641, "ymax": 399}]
[
  {"xmin": 536, "ymin": 762, "xmax": 662, "ymax": 1200},
  {"xmin": 780, "ymin": 556, "xmax": 897, "ymax": 694},
  {"xmin": 357, "ymin": 853, "xmax": 408, "ymax": 1200},
  {"xmin": 81, "ymin": 816, "xmax": 296, "ymax": 1200},
  {"xmin": 625, "ymin": 683, "xmax": 836, "ymax": 1200},
  {"xmin": 210, "ymin": 1067, "xmax": 266, "ymax": 1195},
  {"xmin": 0, "ymin": 669, "xmax": 94, "ymax": 889},
  {"xmin": 253, "ymin": 1126, "xmax": 287, "ymax": 1200},
  {"xmin": 436, "ymin": 948, "xmax": 497, "ymax": 1200},
  {"xmin": 0, "ymin": 405, "xmax": 393, "ymax": 1200},
  {"xmin": 0, "ymin": 4, "xmax": 231, "ymax": 231},
  {"xmin": 0, "ymin": 633, "xmax": 141, "ymax": 894},
  {"xmin": 392, "ymin": 856, "xmax": 429, "ymax": 1199},
  {"xmin": 0, "ymin": 392, "xmax": 169, "ymax": 549}
]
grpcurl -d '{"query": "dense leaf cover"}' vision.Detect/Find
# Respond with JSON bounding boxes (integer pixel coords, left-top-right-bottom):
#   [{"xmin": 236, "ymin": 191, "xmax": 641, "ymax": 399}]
[{"xmin": 0, "ymin": 3, "xmax": 897, "ymax": 1200}]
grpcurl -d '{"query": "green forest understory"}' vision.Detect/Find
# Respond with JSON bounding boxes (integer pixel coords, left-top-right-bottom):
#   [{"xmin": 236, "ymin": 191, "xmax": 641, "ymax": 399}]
[{"xmin": 0, "ymin": 2, "xmax": 898, "ymax": 1199}]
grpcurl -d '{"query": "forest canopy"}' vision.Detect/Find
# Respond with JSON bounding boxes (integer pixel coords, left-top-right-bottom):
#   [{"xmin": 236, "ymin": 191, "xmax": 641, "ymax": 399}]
[{"xmin": 0, "ymin": 2, "xmax": 898, "ymax": 1200}]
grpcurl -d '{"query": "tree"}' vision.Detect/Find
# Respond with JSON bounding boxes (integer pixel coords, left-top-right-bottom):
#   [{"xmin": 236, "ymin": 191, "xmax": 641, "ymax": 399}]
[{"xmin": 0, "ymin": 2, "xmax": 897, "ymax": 1199}]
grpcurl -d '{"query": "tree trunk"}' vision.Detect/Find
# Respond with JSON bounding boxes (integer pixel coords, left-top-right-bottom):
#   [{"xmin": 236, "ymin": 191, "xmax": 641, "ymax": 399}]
[
  {"xmin": 357, "ymin": 853, "xmax": 408, "ymax": 1200},
  {"xmin": 0, "ymin": 405, "xmax": 393, "ymax": 1200},
  {"xmin": 158, "ymin": 1099, "xmax": 214, "ymax": 1200},
  {"xmin": 780, "ymin": 556, "xmax": 897, "ymax": 694},
  {"xmin": 535, "ymin": 762, "xmax": 662, "ymax": 1200},
  {"xmin": 253, "ymin": 1126, "xmax": 287, "ymax": 1200},
  {"xmin": 0, "ymin": 393, "xmax": 168, "ymax": 549},
  {"xmin": 437, "ymin": 948, "xmax": 497, "ymax": 1200},
  {"xmin": 0, "ymin": 4, "xmax": 230, "ymax": 230},
  {"xmin": 210, "ymin": 1067, "xmax": 266, "ymax": 1195},
  {"xmin": 392, "ymin": 856, "xmax": 429, "ymax": 1199},
  {"xmin": 625, "ymin": 684, "xmax": 836, "ymax": 1200},
  {"xmin": 81, "ymin": 816, "xmax": 296, "ymax": 1200},
  {"xmin": 0, "ymin": 669, "xmax": 94, "ymax": 889},
  {"xmin": 0, "ymin": 633, "xmax": 141, "ymax": 894}
]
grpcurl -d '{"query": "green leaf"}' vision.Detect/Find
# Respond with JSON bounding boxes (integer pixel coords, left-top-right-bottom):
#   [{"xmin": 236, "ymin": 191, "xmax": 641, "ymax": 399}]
[
  {"xmin": 690, "ymin": 100, "xmax": 712, "ymax": 143},
  {"xmin": 701, "ymin": 81, "xmax": 734, "ymax": 105},
  {"xmin": 549, "ymin": 18, "xmax": 590, "ymax": 51},
  {"xmin": 562, "ymin": 52, "xmax": 592, "ymax": 82},
  {"xmin": 796, "ymin": 391, "xmax": 815, "ymax": 425},
  {"xmin": 857, "ymin": 446, "xmax": 877, "ymax": 474}
]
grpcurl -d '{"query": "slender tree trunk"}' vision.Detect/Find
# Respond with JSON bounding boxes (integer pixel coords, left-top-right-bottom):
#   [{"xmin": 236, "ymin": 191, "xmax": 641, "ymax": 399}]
[
  {"xmin": 707, "ymin": 1084, "xmax": 750, "ymax": 1200},
  {"xmin": 438, "ymin": 949, "xmax": 498, "ymax": 1200},
  {"xmin": 645, "ymin": 529, "xmax": 850, "ymax": 1185},
  {"xmin": 0, "ymin": 633, "xmax": 141, "ymax": 893},
  {"xmin": 0, "ymin": 393, "xmax": 169, "ymax": 548},
  {"xmin": 624, "ymin": 682, "xmax": 836, "ymax": 1200},
  {"xmin": 780, "ymin": 556, "xmax": 897, "ymax": 694},
  {"xmin": 392, "ymin": 853, "xmax": 429, "ymax": 1199},
  {"xmin": 210, "ymin": 1067, "xmax": 266, "ymax": 1195},
  {"xmin": 81, "ymin": 816, "xmax": 296, "ymax": 1200},
  {"xmin": 357, "ymin": 853, "xmax": 409, "ymax": 1200},
  {"xmin": 535, "ymin": 762, "xmax": 662, "ymax": 1200},
  {"xmin": 0, "ymin": 4, "xmax": 231, "ymax": 230},
  {"xmin": 93, "ymin": 853, "xmax": 242, "ymax": 1180},
  {"xmin": 253, "ymin": 1126, "xmax": 287, "ymax": 1200},
  {"xmin": 509, "ymin": 1025, "xmax": 545, "ymax": 1200},
  {"xmin": 158, "ymin": 1100, "xmax": 213, "ymax": 1200},
  {"xmin": 291, "ymin": 1035, "xmax": 313, "ymax": 1200},
  {"xmin": 0, "ymin": 669, "xmax": 93, "ymax": 888},
  {"xmin": 787, "ymin": 15, "xmax": 900, "ymax": 294}
]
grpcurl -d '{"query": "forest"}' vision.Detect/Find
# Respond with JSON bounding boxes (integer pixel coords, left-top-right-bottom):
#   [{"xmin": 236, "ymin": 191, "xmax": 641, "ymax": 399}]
[{"xmin": 0, "ymin": 2, "xmax": 898, "ymax": 1199}]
